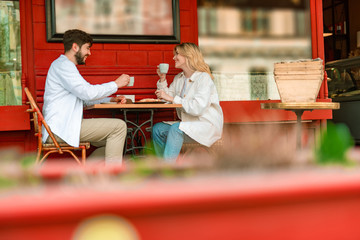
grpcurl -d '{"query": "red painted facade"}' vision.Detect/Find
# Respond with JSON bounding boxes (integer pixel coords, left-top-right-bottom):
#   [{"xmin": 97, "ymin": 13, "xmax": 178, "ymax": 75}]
[{"xmin": 0, "ymin": 0, "xmax": 331, "ymax": 153}]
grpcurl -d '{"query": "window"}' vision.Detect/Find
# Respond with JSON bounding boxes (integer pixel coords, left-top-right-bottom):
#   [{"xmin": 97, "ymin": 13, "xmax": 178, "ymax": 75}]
[
  {"xmin": 198, "ymin": 0, "xmax": 312, "ymax": 101},
  {"xmin": 0, "ymin": 0, "xmax": 22, "ymax": 106}
]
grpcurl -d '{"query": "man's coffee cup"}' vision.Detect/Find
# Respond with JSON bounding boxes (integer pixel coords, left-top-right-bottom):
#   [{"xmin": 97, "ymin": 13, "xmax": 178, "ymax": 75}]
[{"xmin": 127, "ymin": 76, "xmax": 134, "ymax": 87}]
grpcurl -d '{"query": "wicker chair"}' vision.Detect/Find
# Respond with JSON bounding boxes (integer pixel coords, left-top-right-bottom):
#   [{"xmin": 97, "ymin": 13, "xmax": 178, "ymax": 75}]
[
  {"xmin": 180, "ymin": 138, "xmax": 224, "ymax": 156},
  {"xmin": 24, "ymin": 87, "xmax": 90, "ymax": 165}
]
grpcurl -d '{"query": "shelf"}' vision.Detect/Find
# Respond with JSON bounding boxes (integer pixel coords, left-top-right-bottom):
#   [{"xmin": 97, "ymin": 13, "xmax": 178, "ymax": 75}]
[
  {"xmin": 323, "ymin": 0, "xmax": 346, "ymax": 10},
  {"xmin": 199, "ymin": 36, "xmax": 310, "ymax": 48},
  {"xmin": 325, "ymin": 55, "xmax": 360, "ymax": 69},
  {"xmin": 323, "ymin": 0, "xmax": 350, "ymax": 62},
  {"xmin": 329, "ymin": 33, "xmax": 348, "ymax": 37},
  {"xmin": 198, "ymin": 0, "xmax": 307, "ymax": 9}
]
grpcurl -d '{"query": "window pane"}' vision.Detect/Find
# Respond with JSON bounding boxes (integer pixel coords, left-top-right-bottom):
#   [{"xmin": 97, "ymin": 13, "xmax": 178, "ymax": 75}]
[
  {"xmin": 55, "ymin": 0, "xmax": 173, "ymax": 35},
  {"xmin": 198, "ymin": 0, "xmax": 312, "ymax": 101},
  {"xmin": 0, "ymin": 0, "xmax": 22, "ymax": 106}
]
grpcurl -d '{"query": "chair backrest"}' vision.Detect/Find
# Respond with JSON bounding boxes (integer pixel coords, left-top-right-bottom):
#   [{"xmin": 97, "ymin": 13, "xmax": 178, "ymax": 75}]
[{"xmin": 24, "ymin": 87, "xmax": 63, "ymax": 154}]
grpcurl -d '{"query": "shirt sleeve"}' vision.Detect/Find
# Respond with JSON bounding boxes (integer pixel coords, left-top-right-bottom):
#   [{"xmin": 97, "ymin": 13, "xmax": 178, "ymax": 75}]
[
  {"xmin": 84, "ymin": 97, "xmax": 112, "ymax": 106},
  {"xmin": 58, "ymin": 61, "xmax": 117, "ymax": 101},
  {"xmin": 157, "ymin": 75, "xmax": 179, "ymax": 98}
]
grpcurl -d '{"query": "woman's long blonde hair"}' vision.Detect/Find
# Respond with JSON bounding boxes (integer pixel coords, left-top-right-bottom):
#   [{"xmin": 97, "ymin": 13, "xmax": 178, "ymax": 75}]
[{"xmin": 174, "ymin": 42, "xmax": 214, "ymax": 80}]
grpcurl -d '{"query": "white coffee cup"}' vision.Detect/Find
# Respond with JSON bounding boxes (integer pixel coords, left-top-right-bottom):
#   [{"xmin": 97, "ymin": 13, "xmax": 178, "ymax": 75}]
[
  {"xmin": 127, "ymin": 76, "xmax": 134, "ymax": 87},
  {"xmin": 159, "ymin": 63, "xmax": 169, "ymax": 74}
]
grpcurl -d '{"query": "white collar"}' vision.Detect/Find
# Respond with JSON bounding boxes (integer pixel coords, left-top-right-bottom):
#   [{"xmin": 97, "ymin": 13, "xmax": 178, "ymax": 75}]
[{"xmin": 179, "ymin": 71, "xmax": 201, "ymax": 82}]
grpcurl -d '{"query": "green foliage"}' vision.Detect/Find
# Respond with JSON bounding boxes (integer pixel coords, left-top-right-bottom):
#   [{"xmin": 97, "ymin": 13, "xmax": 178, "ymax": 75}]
[
  {"xmin": 0, "ymin": 150, "xmax": 38, "ymax": 189},
  {"xmin": 141, "ymin": 141, "xmax": 156, "ymax": 157},
  {"xmin": 126, "ymin": 141, "xmax": 156, "ymax": 162},
  {"xmin": 315, "ymin": 122, "xmax": 354, "ymax": 165},
  {"xmin": 20, "ymin": 154, "xmax": 37, "ymax": 169},
  {"xmin": 0, "ymin": 176, "xmax": 17, "ymax": 188}
]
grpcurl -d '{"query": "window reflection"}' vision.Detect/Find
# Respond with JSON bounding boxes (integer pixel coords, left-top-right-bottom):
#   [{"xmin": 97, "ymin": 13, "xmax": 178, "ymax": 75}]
[
  {"xmin": 55, "ymin": 0, "xmax": 173, "ymax": 35},
  {"xmin": 198, "ymin": 0, "xmax": 312, "ymax": 101},
  {"xmin": 0, "ymin": 1, "xmax": 22, "ymax": 106}
]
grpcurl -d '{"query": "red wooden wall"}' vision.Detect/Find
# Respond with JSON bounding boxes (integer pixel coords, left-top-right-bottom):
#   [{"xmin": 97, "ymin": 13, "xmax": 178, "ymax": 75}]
[
  {"xmin": 0, "ymin": 0, "xmax": 198, "ymax": 152},
  {"xmin": 30, "ymin": 0, "xmax": 198, "ymax": 102},
  {"xmin": 0, "ymin": 0, "xmax": 333, "ymax": 154}
]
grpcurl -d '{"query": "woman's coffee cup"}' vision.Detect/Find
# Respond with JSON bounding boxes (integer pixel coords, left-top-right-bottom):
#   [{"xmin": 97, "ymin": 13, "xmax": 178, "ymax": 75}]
[{"xmin": 159, "ymin": 63, "xmax": 169, "ymax": 74}]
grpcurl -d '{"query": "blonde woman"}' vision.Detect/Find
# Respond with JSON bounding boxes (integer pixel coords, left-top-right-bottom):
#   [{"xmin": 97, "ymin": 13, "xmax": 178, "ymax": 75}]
[{"xmin": 153, "ymin": 42, "xmax": 223, "ymax": 162}]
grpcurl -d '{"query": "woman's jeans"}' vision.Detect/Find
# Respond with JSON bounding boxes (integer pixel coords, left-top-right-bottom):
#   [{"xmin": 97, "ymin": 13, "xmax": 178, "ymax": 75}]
[{"xmin": 152, "ymin": 122, "xmax": 188, "ymax": 162}]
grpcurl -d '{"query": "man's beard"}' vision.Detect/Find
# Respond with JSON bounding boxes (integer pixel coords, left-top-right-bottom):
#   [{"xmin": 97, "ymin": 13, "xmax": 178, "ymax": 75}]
[{"xmin": 75, "ymin": 51, "xmax": 86, "ymax": 65}]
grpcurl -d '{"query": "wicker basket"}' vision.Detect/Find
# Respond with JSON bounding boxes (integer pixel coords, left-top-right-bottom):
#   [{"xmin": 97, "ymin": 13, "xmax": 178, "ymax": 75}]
[{"xmin": 274, "ymin": 60, "xmax": 324, "ymax": 102}]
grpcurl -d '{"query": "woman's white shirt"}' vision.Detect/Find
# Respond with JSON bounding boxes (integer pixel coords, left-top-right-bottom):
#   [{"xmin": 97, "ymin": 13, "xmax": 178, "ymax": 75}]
[
  {"xmin": 42, "ymin": 55, "xmax": 117, "ymax": 147},
  {"xmin": 157, "ymin": 71, "xmax": 223, "ymax": 147}
]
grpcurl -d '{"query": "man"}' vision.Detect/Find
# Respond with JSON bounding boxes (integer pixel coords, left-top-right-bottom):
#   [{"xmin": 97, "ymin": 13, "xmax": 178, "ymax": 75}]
[{"xmin": 42, "ymin": 29, "xmax": 129, "ymax": 163}]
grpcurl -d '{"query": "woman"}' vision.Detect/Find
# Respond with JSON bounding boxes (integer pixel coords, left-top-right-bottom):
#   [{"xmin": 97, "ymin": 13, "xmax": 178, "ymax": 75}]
[{"xmin": 153, "ymin": 42, "xmax": 223, "ymax": 162}]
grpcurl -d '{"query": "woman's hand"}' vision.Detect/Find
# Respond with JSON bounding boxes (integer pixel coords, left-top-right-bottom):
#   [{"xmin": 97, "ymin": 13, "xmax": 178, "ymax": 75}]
[
  {"xmin": 110, "ymin": 95, "xmax": 127, "ymax": 104},
  {"xmin": 157, "ymin": 65, "xmax": 166, "ymax": 82},
  {"xmin": 155, "ymin": 90, "xmax": 174, "ymax": 102}
]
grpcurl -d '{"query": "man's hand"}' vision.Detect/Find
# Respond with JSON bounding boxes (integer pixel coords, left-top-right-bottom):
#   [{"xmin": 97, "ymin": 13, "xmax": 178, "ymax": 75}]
[
  {"xmin": 155, "ymin": 90, "xmax": 174, "ymax": 102},
  {"xmin": 114, "ymin": 74, "xmax": 130, "ymax": 88},
  {"xmin": 110, "ymin": 95, "xmax": 127, "ymax": 104}
]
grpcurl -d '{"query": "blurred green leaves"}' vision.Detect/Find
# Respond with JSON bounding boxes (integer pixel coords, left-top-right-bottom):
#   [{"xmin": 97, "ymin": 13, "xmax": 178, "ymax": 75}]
[
  {"xmin": 0, "ymin": 150, "xmax": 38, "ymax": 189},
  {"xmin": 315, "ymin": 122, "xmax": 354, "ymax": 165}
]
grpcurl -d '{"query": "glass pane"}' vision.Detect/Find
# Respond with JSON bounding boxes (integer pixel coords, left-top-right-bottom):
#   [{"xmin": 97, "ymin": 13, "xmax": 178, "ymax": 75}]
[
  {"xmin": 54, "ymin": 0, "xmax": 173, "ymax": 35},
  {"xmin": 0, "ymin": 0, "xmax": 22, "ymax": 106},
  {"xmin": 198, "ymin": 0, "xmax": 312, "ymax": 101}
]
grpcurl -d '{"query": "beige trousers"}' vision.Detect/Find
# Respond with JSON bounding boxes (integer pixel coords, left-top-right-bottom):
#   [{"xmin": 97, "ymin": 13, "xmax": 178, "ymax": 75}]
[
  {"xmin": 80, "ymin": 118, "xmax": 127, "ymax": 163},
  {"xmin": 47, "ymin": 118, "xmax": 127, "ymax": 163}
]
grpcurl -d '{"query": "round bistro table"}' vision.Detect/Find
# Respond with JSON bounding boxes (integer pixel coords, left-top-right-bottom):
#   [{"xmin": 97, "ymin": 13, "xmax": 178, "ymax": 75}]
[{"xmin": 261, "ymin": 102, "xmax": 340, "ymax": 150}]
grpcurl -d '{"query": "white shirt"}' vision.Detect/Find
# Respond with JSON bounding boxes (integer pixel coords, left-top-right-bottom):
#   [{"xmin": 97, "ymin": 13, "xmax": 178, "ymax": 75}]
[
  {"xmin": 42, "ymin": 55, "xmax": 117, "ymax": 147},
  {"xmin": 157, "ymin": 71, "xmax": 223, "ymax": 147}
]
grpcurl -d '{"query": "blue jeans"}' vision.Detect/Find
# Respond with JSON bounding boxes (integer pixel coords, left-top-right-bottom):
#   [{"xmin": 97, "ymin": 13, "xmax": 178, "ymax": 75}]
[{"xmin": 152, "ymin": 122, "xmax": 185, "ymax": 162}]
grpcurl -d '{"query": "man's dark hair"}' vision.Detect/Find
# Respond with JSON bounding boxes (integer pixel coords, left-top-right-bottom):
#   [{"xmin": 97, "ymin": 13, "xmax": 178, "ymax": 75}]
[{"xmin": 63, "ymin": 29, "xmax": 93, "ymax": 52}]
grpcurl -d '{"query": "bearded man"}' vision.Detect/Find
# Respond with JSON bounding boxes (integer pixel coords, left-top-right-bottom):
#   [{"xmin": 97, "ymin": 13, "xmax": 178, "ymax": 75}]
[{"xmin": 42, "ymin": 29, "xmax": 129, "ymax": 164}]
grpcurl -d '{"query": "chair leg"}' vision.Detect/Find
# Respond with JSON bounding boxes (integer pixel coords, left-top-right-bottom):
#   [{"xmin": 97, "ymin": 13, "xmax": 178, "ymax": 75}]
[
  {"xmin": 63, "ymin": 150, "xmax": 82, "ymax": 165},
  {"xmin": 36, "ymin": 143, "xmax": 43, "ymax": 164},
  {"xmin": 39, "ymin": 150, "xmax": 57, "ymax": 164},
  {"xmin": 39, "ymin": 150, "xmax": 83, "ymax": 165},
  {"xmin": 81, "ymin": 147, "xmax": 86, "ymax": 165},
  {"xmin": 36, "ymin": 150, "xmax": 42, "ymax": 164}
]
